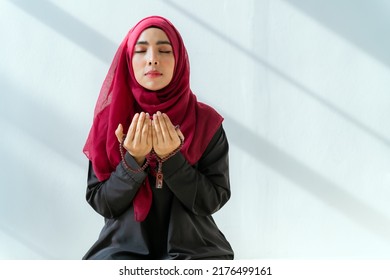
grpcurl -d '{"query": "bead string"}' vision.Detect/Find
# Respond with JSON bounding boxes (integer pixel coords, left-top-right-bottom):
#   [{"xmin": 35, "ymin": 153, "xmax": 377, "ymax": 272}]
[
  {"xmin": 155, "ymin": 137, "xmax": 184, "ymax": 188},
  {"xmin": 119, "ymin": 136, "xmax": 184, "ymax": 178},
  {"xmin": 119, "ymin": 137, "xmax": 150, "ymax": 173},
  {"xmin": 155, "ymin": 136, "xmax": 184, "ymax": 163}
]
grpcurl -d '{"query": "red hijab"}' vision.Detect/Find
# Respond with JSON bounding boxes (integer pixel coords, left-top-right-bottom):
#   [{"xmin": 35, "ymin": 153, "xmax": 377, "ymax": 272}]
[{"xmin": 83, "ymin": 16, "xmax": 223, "ymax": 221}]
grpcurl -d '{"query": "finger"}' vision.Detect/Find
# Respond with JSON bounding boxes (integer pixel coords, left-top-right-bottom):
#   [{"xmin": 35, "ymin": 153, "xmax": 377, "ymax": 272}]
[
  {"xmin": 147, "ymin": 119, "xmax": 154, "ymax": 145},
  {"xmin": 141, "ymin": 113, "xmax": 150, "ymax": 143},
  {"xmin": 153, "ymin": 112, "xmax": 164, "ymax": 143},
  {"xmin": 162, "ymin": 113, "xmax": 177, "ymax": 140},
  {"xmin": 157, "ymin": 111, "xmax": 170, "ymax": 141},
  {"xmin": 134, "ymin": 112, "xmax": 146, "ymax": 143},
  {"xmin": 152, "ymin": 120, "xmax": 158, "ymax": 146},
  {"xmin": 115, "ymin": 124, "xmax": 124, "ymax": 142},
  {"xmin": 127, "ymin": 113, "xmax": 140, "ymax": 141}
]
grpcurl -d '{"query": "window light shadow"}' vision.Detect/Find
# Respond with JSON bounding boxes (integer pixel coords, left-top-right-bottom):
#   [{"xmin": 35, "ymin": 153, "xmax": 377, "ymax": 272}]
[
  {"xmin": 285, "ymin": 0, "xmax": 390, "ymax": 68},
  {"xmin": 223, "ymin": 115, "xmax": 390, "ymax": 242},
  {"xmin": 162, "ymin": 0, "xmax": 390, "ymax": 151},
  {"xmin": 0, "ymin": 78, "xmax": 85, "ymax": 169},
  {"xmin": 11, "ymin": 0, "xmax": 389, "ymax": 150},
  {"xmin": 0, "ymin": 223, "xmax": 54, "ymax": 259},
  {"xmin": 9, "ymin": 0, "xmax": 116, "ymax": 64}
]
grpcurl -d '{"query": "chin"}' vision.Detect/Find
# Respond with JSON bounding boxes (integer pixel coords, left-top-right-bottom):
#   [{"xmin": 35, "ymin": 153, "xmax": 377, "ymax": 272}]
[{"xmin": 144, "ymin": 83, "xmax": 168, "ymax": 91}]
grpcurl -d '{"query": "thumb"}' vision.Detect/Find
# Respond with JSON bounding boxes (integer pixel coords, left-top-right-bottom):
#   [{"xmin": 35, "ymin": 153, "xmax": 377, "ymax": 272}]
[{"xmin": 115, "ymin": 124, "xmax": 124, "ymax": 143}]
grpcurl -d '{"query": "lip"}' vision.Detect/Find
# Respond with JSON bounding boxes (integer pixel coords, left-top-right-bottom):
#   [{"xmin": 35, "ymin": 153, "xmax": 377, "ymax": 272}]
[{"xmin": 145, "ymin": 70, "xmax": 162, "ymax": 77}]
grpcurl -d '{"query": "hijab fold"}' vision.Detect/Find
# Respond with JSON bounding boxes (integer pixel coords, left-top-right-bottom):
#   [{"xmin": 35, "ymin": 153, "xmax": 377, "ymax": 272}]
[{"xmin": 83, "ymin": 16, "xmax": 223, "ymax": 222}]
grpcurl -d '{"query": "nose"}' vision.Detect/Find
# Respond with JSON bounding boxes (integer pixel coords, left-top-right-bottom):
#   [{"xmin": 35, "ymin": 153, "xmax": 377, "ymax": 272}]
[
  {"xmin": 148, "ymin": 59, "xmax": 158, "ymax": 66},
  {"xmin": 148, "ymin": 50, "xmax": 159, "ymax": 66}
]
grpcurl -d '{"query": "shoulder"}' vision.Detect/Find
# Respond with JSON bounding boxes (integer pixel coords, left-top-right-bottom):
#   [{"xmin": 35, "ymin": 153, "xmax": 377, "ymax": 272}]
[
  {"xmin": 203, "ymin": 125, "xmax": 228, "ymax": 157},
  {"xmin": 196, "ymin": 101, "xmax": 220, "ymax": 116}
]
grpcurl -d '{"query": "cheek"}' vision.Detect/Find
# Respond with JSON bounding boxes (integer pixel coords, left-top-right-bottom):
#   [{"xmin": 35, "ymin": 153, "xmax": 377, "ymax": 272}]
[
  {"xmin": 132, "ymin": 57, "xmax": 144, "ymax": 78},
  {"xmin": 164, "ymin": 58, "xmax": 175, "ymax": 78}
]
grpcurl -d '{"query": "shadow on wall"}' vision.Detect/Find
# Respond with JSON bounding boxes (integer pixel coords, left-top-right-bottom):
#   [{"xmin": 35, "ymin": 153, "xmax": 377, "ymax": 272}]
[
  {"xmin": 161, "ymin": 0, "xmax": 390, "ymax": 150},
  {"xmin": 8, "ymin": 0, "xmax": 390, "ymax": 245},
  {"xmin": 162, "ymin": 0, "xmax": 390, "ymax": 241},
  {"xmin": 9, "ymin": 0, "xmax": 116, "ymax": 64},
  {"xmin": 285, "ymin": 0, "xmax": 390, "ymax": 68},
  {"xmin": 0, "ymin": 78, "xmax": 85, "ymax": 169},
  {"xmin": 0, "ymin": 223, "xmax": 54, "ymax": 259},
  {"xmin": 0, "ymin": 77, "xmax": 85, "ymax": 259},
  {"xmin": 10, "ymin": 0, "xmax": 390, "ymax": 149},
  {"xmin": 223, "ymin": 115, "xmax": 390, "ymax": 242}
]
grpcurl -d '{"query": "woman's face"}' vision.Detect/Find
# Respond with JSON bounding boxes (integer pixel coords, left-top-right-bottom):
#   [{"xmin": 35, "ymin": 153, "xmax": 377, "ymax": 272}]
[{"xmin": 132, "ymin": 28, "xmax": 175, "ymax": 91}]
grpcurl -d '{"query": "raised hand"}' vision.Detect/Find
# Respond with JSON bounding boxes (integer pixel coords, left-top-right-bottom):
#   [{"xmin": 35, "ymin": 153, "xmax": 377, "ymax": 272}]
[
  {"xmin": 152, "ymin": 111, "xmax": 184, "ymax": 158},
  {"xmin": 115, "ymin": 112, "xmax": 152, "ymax": 166}
]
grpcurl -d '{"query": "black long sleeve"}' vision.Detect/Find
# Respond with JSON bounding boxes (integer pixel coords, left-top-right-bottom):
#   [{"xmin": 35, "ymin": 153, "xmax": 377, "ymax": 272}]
[
  {"xmin": 86, "ymin": 125, "xmax": 230, "ymax": 218},
  {"xmin": 162, "ymin": 125, "xmax": 230, "ymax": 216},
  {"xmin": 86, "ymin": 152, "xmax": 147, "ymax": 218}
]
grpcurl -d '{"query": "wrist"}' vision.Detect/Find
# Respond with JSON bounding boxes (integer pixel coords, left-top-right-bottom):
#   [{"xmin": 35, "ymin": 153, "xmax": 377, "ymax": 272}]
[
  {"xmin": 119, "ymin": 142, "xmax": 149, "ymax": 173},
  {"xmin": 133, "ymin": 156, "xmax": 146, "ymax": 167},
  {"xmin": 155, "ymin": 139, "xmax": 183, "ymax": 162}
]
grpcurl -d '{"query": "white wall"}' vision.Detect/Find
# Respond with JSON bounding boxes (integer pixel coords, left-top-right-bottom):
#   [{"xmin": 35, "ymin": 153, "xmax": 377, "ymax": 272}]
[{"xmin": 1, "ymin": 0, "xmax": 390, "ymax": 259}]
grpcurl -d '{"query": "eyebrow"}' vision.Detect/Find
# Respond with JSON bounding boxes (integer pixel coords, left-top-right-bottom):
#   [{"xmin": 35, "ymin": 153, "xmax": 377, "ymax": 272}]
[{"xmin": 136, "ymin": 40, "xmax": 172, "ymax": 45}]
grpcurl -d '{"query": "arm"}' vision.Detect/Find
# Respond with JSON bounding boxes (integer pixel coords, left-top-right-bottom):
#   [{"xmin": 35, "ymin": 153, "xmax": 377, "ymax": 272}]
[
  {"xmin": 162, "ymin": 125, "xmax": 231, "ymax": 216},
  {"xmin": 86, "ymin": 153, "xmax": 147, "ymax": 219}
]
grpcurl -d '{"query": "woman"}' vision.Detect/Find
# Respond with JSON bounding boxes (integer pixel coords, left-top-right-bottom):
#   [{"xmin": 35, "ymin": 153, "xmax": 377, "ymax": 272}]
[{"xmin": 82, "ymin": 16, "xmax": 233, "ymax": 260}]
